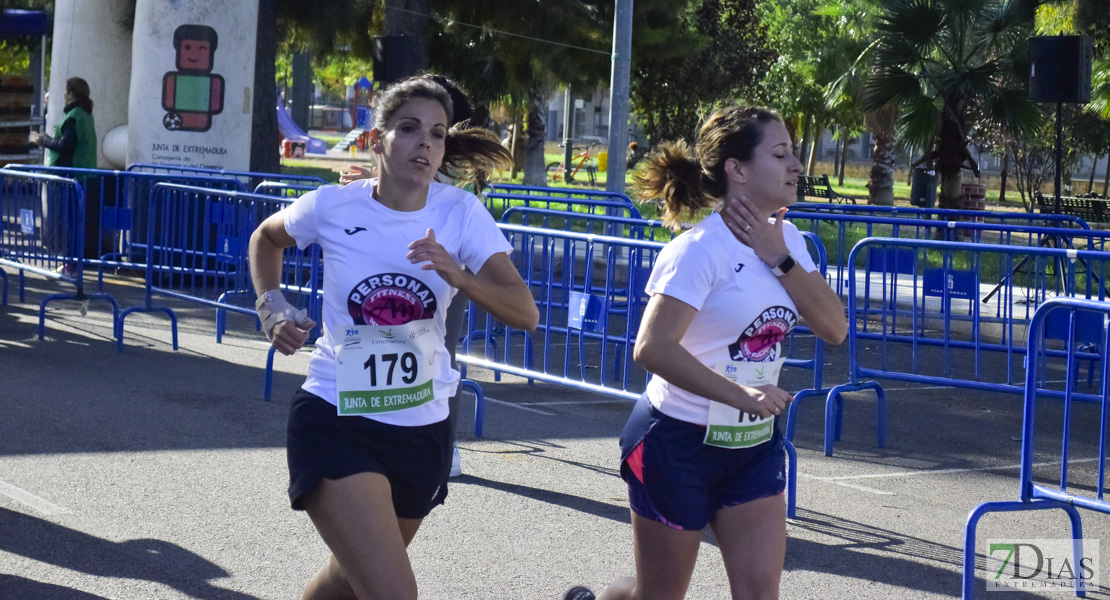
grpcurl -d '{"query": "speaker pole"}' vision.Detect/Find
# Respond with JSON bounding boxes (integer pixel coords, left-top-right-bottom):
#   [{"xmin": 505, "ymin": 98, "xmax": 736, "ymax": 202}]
[{"xmin": 1054, "ymin": 100, "xmax": 1063, "ymax": 214}]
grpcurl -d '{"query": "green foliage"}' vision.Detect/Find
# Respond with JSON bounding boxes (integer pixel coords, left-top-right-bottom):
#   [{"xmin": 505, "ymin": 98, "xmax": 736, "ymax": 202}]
[
  {"xmin": 631, "ymin": 0, "xmax": 774, "ymax": 143},
  {"xmin": 0, "ymin": 39, "xmax": 29, "ymax": 75},
  {"xmin": 865, "ymin": 0, "xmax": 1044, "ymax": 208},
  {"xmin": 753, "ymin": 0, "xmax": 831, "ymax": 123}
]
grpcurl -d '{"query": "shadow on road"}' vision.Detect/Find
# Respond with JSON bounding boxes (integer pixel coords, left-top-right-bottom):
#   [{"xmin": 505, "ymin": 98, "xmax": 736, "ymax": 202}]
[{"xmin": 0, "ymin": 507, "xmax": 262, "ymax": 599}]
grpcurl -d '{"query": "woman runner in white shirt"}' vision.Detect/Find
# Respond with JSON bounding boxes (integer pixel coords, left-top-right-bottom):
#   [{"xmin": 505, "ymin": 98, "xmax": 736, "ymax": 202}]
[
  {"xmin": 249, "ymin": 75, "xmax": 538, "ymax": 600},
  {"xmin": 563, "ymin": 106, "xmax": 846, "ymax": 600}
]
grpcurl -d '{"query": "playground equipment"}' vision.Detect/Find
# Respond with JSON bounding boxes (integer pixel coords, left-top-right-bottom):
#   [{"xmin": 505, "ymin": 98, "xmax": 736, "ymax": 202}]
[{"xmin": 276, "ymin": 97, "xmax": 326, "ymax": 155}]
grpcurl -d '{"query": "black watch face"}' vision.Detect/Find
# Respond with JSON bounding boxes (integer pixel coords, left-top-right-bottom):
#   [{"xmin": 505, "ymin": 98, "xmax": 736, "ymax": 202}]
[{"xmin": 781, "ymin": 255, "xmax": 796, "ymax": 272}]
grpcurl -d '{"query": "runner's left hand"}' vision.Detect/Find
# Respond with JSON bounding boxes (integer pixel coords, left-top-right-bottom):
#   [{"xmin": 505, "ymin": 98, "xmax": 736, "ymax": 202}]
[
  {"xmin": 721, "ymin": 196, "xmax": 790, "ymax": 268},
  {"xmin": 407, "ymin": 229, "xmax": 465, "ymax": 287}
]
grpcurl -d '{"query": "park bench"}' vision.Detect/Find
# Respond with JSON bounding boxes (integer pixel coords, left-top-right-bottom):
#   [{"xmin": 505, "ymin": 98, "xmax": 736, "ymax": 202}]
[
  {"xmin": 796, "ymin": 174, "xmax": 859, "ymax": 204},
  {"xmin": 1035, "ymin": 190, "xmax": 1109, "ymax": 223}
]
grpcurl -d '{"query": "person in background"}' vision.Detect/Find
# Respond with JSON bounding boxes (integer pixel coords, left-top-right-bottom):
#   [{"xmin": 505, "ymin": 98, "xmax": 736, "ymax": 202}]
[
  {"xmin": 626, "ymin": 141, "xmax": 645, "ymax": 170},
  {"xmin": 36, "ymin": 77, "xmax": 98, "ymax": 277},
  {"xmin": 563, "ymin": 105, "xmax": 846, "ymax": 600},
  {"xmin": 36, "ymin": 77, "xmax": 96, "ymax": 169}
]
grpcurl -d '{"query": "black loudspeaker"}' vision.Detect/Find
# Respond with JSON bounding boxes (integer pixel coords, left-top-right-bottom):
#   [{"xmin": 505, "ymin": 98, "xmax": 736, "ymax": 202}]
[
  {"xmin": 1029, "ymin": 35, "xmax": 1093, "ymax": 104},
  {"xmin": 373, "ymin": 36, "xmax": 414, "ymax": 84}
]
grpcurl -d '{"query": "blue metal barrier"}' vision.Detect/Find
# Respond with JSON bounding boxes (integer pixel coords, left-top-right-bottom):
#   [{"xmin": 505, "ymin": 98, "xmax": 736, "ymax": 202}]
[
  {"xmin": 484, "ymin": 191, "xmax": 642, "ymax": 220},
  {"xmin": 487, "ymin": 183, "xmax": 633, "ymax": 203},
  {"xmin": 962, "ymin": 297, "xmax": 1109, "ymax": 598},
  {"xmin": 791, "ymin": 201, "xmax": 1091, "ymax": 230},
  {"xmin": 5, "ymin": 165, "xmax": 246, "ymax": 283},
  {"xmin": 0, "ymin": 170, "xmax": 119, "ymax": 338},
  {"xmin": 127, "ymin": 163, "xmax": 327, "ymax": 188},
  {"xmin": 459, "ymin": 223, "xmax": 830, "ymax": 517},
  {"xmin": 252, "ymin": 181, "xmax": 320, "ymax": 198},
  {"xmin": 784, "ymin": 210, "xmax": 1110, "ymax": 298},
  {"xmin": 116, "ymin": 183, "xmax": 319, "ymax": 353},
  {"xmin": 821, "ymin": 237, "xmax": 1110, "ymax": 456},
  {"xmin": 501, "ymin": 206, "xmax": 679, "ymax": 242}
]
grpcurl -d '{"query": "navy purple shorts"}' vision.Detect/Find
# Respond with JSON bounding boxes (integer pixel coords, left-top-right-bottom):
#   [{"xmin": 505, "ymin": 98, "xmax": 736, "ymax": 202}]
[
  {"xmin": 618, "ymin": 394, "xmax": 786, "ymax": 531},
  {"xmin": 286, "ymin": 389, "xmax": 452, "ymax": 519}
]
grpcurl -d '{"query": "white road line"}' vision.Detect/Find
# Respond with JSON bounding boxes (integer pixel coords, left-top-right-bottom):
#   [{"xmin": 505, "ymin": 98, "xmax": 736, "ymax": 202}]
[
  {"xmin": 483, "ymin": 396, "xmax": 556, "ymax": 416},
  {"xmin": 797, "ymin": 473, "xmax": 895, "ymax": 495},
  {"xmin": 881, "ymin": 379, "xmax": 1070, "ymax": 392},
  {"xmin": 0, "ymin": 478, "xmax": 70, "ymax": 515},
  {"xmin": 818, "ymin": 457, "xmax": 1102, "ymax": 482}
]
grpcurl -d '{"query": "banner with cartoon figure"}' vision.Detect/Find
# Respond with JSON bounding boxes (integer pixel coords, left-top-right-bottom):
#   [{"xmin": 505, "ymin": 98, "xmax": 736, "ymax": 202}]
[{"xmin": 127, "ymin": 0, "xmax": 256, "ymax": 170}]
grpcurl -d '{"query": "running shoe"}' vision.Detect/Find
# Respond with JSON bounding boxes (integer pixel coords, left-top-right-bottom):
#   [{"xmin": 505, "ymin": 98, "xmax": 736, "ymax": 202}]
[
  {"xmin": 562, "ymin": 586, "xmax": 596, "ymax": 600},
  {"xmin": 449, "ymin": 445, "xmax": 462, "ymax": 477}
]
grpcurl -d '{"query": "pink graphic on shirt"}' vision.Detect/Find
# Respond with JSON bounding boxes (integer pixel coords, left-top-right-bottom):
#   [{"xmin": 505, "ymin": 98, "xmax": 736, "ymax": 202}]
[
  {"xmin": 347, "ymin": 273, "xmax": 438, "ymax": 326},
  {"xmin": 727, "ymin": 305, "xmax": 798, "ymax": 362}
]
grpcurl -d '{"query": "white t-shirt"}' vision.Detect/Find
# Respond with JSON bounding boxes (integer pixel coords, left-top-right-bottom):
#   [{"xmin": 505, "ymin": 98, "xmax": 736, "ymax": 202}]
[
  {"xmin": 643, "ymin": 212, "xmax": 818, "ymax": 426},
  {"xmin": 283, "ymin": 179, "xmax": 512, "ymax": 426}
]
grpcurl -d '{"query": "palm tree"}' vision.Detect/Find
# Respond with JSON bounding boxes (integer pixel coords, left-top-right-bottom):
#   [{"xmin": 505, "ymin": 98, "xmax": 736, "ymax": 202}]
[
  {"xmin": 819, "ymin": 0, "xmax": 902, "ymax": 205},
  {"xmin": 865, "ymin": 0, "xmax": 1045, "ymax": 209}
]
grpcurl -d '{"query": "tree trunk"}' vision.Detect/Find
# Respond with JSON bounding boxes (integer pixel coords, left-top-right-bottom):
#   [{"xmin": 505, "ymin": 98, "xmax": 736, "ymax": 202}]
[
  {"xmin": 864, "ymin": 102, "xmax": 898, "ymax": 206},
  {"xmin": 522, "ymin": 92, "xmax": 547, "ymax": 186},
  {"xmin": 938, "ymin": 169, "xmax": 963, "ymax": 210},
  {"xmin": 509, "ymin": 110, "xmax": 524, "ymax": 179},
  {"xmin": 1088, "ymin": 154, "xmax": 1099, "ymax": 195},
  {"xmin": 839, "ymin": 141, "xmax": 848, "ymax": 185},
  {"xmin": 798, "ymin": 115, "xmax": 812, "ymax": 163},
  {"xmin": 250, "ymin": 0, "xmax": 279, "ymax": 174},
  {"xmin": 998, "ymin": 151, "xmax": 1009, "ymax": 204},
  {"xmin": 868, "ymin": 132, "xmax": 895, "ymax": 206},
  {"xmin": 935, "ymin": 92, "xmax": 970, "ymax": 210},
  {"xmin": 1103, "ymin": 153, "xmax": 1109, "ymax": 196},
  {"xmin": 806, "ymin": 127, "xmax": 819, "ymax": 176}
]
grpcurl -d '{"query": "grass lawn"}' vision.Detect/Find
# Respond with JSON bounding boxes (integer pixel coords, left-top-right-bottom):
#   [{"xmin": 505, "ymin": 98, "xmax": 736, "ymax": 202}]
[
  {"xmin": 313, "ymin": 133, "xmax": 346, "ymax": 148},
  {"xmin": 280, "ymin": 162, "xmax": 343, "ymax": 184}
]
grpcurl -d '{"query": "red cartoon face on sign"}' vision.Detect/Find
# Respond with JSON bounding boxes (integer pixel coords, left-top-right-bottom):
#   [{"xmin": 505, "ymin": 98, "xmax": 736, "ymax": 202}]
[{"xmin": 178, "ymin": 39, "xmax": 212, "ymax": 71}]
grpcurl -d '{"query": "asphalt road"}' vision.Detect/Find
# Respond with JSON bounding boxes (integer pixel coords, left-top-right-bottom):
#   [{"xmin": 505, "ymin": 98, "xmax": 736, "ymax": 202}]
[{"xmin": 2, "ymin": 271, "xmax": 1108, "ymax": 599}]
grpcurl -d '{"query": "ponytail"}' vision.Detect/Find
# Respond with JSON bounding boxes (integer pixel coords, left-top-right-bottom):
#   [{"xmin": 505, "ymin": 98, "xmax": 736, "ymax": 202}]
[
  {"xmin": 636, "ymin": 105, "xmax": 784, "ymax": 231},
  {"xmin": 443, "ymin": 125, "xmax": 512, "ymax": 190},
  {"xmin": 633, "ymin": 141, "xmax": 714, "ymax": 231}
]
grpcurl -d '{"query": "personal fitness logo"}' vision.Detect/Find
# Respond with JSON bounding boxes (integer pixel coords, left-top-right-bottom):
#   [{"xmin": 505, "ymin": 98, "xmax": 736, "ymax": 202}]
[
  {"xmin": 986, "ymin": 539, "xmax": 1098, "ymax": 592},
  {"xmin": 728, "ymin": 305, "xmax": 797, "ymax": 362},
  {"xmin": 347, "ymin": 273, "xmax": 437, "ymax": 326}
]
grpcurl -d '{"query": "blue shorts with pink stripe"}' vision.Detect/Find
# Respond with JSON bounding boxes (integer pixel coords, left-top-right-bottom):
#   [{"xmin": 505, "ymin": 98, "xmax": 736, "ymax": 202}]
[{"xmin": 618, "ymin": 394, "xmax": 786, "ymax": 531}]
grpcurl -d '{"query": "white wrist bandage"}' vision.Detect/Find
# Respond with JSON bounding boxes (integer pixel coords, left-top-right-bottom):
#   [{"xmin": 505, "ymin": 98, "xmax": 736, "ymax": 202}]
[{"xmin": 255, "ymin": 289, "xmax": 311, "ymax": 341}]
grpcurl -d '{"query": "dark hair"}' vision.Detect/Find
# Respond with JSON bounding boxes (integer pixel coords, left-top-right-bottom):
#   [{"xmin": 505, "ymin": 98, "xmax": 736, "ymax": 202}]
[
  {"xmin": 65, "ymin": 77, "xmax": 93, "ymax": 114},
  {"xmin": 426, "ymin": 74, "xmax": 474, "ymax": 128},
  {"xmin": 635, "ymin": 105, "xmax": 782, "ymax": 231},
  {"xmin": 173, "ymin": 24, "xmax": 218, "ymax": 52},
  {"xmin": 373, "ymin": 74, "xmax": 510, "ymax": 189}
]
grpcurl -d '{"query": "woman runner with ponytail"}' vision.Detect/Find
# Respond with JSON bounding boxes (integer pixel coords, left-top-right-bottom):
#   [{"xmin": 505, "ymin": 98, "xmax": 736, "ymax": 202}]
[
  {"xmin": 249, "ymin": 75, "xmax": 538, "ymax": 600},
  {"xmin": 563, "ymin": 105, "xmax": 846, "ymax": 600}
]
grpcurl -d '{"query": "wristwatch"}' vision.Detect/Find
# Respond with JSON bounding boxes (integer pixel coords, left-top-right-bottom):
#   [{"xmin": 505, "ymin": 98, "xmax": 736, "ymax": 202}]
[{"xmin": 770, "ymin": 253, "xmax": 797, "ymax": 277}]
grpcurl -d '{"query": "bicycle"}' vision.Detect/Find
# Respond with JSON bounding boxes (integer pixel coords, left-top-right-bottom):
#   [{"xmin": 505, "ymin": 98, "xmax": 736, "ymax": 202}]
[{"xmin": 547, "ymin": 143, "xmax": 598, "ymax": 186}]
